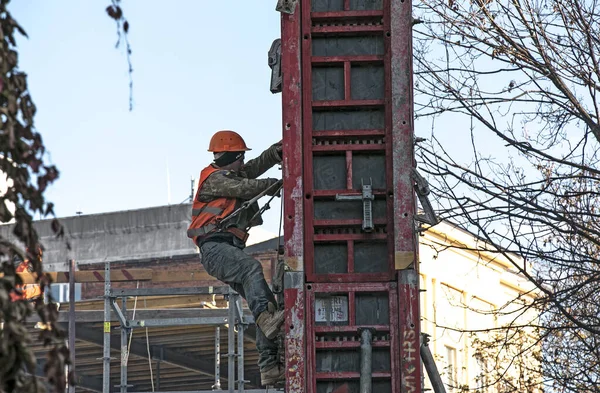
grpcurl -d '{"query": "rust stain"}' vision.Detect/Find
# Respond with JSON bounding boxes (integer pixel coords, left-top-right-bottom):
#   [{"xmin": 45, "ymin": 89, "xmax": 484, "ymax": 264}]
[
  {"xmin": 286, "ymin": 289, "xmax": 305, "ymax": 392},
  {"xmin": 290, "ymin": 177, "xmax": 304, "ymax": 268},
  {"xmin": 285, "ymin": 256, "xmax": 301, "ymax": 272}
]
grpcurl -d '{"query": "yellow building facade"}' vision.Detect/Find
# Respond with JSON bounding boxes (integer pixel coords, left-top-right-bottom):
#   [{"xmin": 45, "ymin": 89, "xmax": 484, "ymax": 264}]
[{"xmin": 419, "ymin": 221, "xmax": 541, "ymax": 392}]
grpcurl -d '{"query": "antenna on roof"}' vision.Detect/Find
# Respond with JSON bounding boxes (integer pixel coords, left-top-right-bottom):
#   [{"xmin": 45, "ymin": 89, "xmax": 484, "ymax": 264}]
[
  {"xmin": 190, "ymin": 176, "xmax": 195, "ymax": 202},
  {"xmin": 166, "ymin": 157, "xmax": 171, "ymax": 205}
]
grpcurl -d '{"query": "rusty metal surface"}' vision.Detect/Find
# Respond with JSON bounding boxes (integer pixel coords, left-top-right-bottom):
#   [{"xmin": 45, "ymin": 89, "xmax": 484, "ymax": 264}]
[
  {"xmin": 281, "ymin": 1, "xmax": 307, "ymax": 391},
  {"xmin": 398, "ymin": 270, "xmax": 421, "ymax": 393},
  {"xmin": 284, "ymin": 272, "xmax": 306, "ymax": 393},
  {"xmin": 282, "ymin": 0, "xmax": 305, "ymax": 271},
  {"xmin": 388, "ymin": 0, "xmax": 421, "ymax": 391},
  {"xmin": 389, "ymin": 0, "xmax": 416, "ymax": 258}
]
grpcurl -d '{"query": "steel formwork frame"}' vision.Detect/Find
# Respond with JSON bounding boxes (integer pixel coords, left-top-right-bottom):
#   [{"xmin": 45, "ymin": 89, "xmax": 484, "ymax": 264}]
[
  {"xmin": 305, "ymin": 282, "xmax": 401, "ymax": 392},
  {"xmin": 100, "ymin": 261, "xmax": 273, "ymax": 393},
  {"xmin": 281, "ymin": 1, "xmax": 421, "ymax": 392}
]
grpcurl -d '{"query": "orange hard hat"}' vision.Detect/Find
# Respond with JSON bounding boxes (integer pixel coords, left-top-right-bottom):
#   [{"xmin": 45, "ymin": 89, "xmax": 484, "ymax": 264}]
[{"xmin": 208, "ymin": 130, "xmax": 251, "ymax": 152}]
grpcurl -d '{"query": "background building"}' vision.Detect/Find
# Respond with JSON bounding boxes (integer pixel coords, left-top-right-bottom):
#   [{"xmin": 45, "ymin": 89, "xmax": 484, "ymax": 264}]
[
  {"xmin": 420, "ymin": 221, "xmax": 541, "ymax": 392},
  {"xmin": 1, "ymin": 204, "xmax": 541, "ymax": 392}
]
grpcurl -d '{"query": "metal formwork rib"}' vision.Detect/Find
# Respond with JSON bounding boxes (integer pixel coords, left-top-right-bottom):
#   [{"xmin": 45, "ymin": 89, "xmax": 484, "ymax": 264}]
[{"xmin": 282, "ymin": 1, "xmax": 421, "ymax": 392}]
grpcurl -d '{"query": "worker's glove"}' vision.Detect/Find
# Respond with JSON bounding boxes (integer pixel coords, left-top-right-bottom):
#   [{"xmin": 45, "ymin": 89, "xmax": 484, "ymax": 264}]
[
  {"xmin": 273, "ymin": 140, "xmax": 283, "ymax": 162},
  {"xmin": 266, "ymin": 179, "xmax": 283, "ymax": 197}
]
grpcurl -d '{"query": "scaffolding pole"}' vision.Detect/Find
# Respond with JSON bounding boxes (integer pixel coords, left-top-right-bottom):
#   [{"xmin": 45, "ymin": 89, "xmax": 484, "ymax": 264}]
[
  {"xmin": 120, "ymin": 297, "xmax": 128, "ymax": 393},
  {"xmin": 236, "ymin": 295, "xmax": 245, "ymax": 393},
  {"xmin": 68, "ymin": 259, "xmax": 76, "ymax": 393},
  {"xmin": 213, "ymin": 326, "xmax": 221, "ymax": 390},
  {"xmin": 103, "ymin": 261, "xmax": 111, "ymax": 393},
  {"xmin": 228, "ymin": 293, "xmax": 236, "ymax": 393}
]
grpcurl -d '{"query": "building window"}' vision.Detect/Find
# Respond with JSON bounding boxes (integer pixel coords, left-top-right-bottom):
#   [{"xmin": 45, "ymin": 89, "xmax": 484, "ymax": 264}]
[
  {"xmin": 475, "ymin": 354, "xmax": 489, "ymax": 392},
  {"xmin": 444, "ymin": 345, "xmax": 458, "ymax": 392}
]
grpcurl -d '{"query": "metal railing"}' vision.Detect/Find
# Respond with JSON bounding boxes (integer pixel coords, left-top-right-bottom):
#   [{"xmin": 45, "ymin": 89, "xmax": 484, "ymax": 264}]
[{"xmin": 98, "ymin": 261, "xmax": 270, "ymax": 393}]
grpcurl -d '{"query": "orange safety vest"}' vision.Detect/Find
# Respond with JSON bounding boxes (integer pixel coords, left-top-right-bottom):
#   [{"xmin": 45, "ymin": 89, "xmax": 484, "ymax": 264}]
[
  {"xmin": 187, "ymin": 165, "xmax": 238, "ymax": 245},
  {"xmin": 10, "ymin": 260, "xmax": 42, "ymax": 301}
]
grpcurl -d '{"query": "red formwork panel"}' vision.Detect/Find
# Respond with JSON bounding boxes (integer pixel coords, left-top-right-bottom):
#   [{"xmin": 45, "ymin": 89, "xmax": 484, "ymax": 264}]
[
  {"xmin": 302, "ymin": 0, "xmax": 395, "ymax": 283},
  {"xmin": 293, "ymin": 0, "xmax": 416, "ymax": 284},
  {"xmin": 306, "ymin": 282, "xmax": 400, "ymax": 393},
  {"xmin": 281, "ymin": 0, "xmax": 420, "ymax": 392}
]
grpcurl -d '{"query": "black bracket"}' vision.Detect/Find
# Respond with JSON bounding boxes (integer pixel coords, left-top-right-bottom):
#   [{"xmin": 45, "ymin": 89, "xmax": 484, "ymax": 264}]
[
  {"xmin": 412, "ymin": 168, "xmax": 439, "ymax": 226},
  {"xmin": 276, "ymin": 0, "xmax": 299, "ymax": 14},
  {"xmin": 268, "ymin": 39, "xmax": 282, "ymax": 94},
  {"xmin": 335, "ymin": 178, "xmax": 375, "ymax": 232}
]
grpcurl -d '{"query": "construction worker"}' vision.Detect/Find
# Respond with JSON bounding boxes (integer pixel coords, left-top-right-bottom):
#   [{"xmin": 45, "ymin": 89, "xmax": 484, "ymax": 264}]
[
  {"xmin": 9, "ymin": 247, "xmax": 43, "ymax": 302},
  {"xmin": 187, "ymin": 130, "xmax": 285, "ymax": 386}
]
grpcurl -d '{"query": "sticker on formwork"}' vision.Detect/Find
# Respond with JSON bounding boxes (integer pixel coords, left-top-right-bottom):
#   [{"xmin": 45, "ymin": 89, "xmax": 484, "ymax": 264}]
[
  {"xmin": 395, "ymin": 251, "xmax": 414, "ymax": 270},
  {"xmin": 315, "ymin": 295, "xmax": 348, "ymax": 323},
  {"xmin": 209, "ymin": 286, "xmax": 213, "ymax": 294},
  {"xmin": 104, "ymin": 322, "xmax": 111, "ymax": 333}
]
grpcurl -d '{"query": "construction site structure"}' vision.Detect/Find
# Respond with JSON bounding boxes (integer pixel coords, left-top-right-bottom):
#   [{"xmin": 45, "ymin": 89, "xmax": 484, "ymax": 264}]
[
  {"xmin": 13, "ymin": 1, "xmax": 448, "ymax": 392},
  {"xmin": 274, "ymin": 1, "xmax": 434, "ymax": 392}
]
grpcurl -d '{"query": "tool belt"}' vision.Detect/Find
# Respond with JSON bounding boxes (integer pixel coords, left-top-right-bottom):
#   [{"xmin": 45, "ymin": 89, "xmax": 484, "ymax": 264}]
[
  {"xmin": 194, "ymin": 225, "xmax": 249, "ymax": 247},
  {"xmin": 224, "ymin": 227, "xmax": 249, "ymax": 243}
]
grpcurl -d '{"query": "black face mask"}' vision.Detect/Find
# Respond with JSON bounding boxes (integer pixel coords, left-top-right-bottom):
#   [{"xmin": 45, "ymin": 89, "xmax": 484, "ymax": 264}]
[{"xmin": 214, "ymin": 151, "xmax": 245, "ymax": 167}]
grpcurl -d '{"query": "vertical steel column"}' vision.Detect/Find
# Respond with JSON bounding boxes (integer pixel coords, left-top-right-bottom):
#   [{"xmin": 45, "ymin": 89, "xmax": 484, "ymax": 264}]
[
  {"xmin": 68, "ymin": 259, "xmax": 76, "ymax": 393},
  {"xmin": 281, "ymin": 0, "xmax": 305, "ymax": 390},
  {"xmin": 359, "ymin": 329, "xmax": 373, "ymax": 393},
  {"xmin": 227, "ymin": 295, "xmax": 235, "ymax": 393},
  {"xmin": 103, "ymin": 262, "xmax": 111, "ymax": 393},
  {"xmin": 236, "ymin": 295, "xmax": 245, "ymax": 393},
  {"xmin": 120, "ymin": 297, "xmax": 128, "ymax": 393},
  {"xmin": 213, "ymin": 327, "xmax": 221, "ymax": 390},
  {"xmin": 389, "ymin": 0, "xmax": 422, "ymax": 390}
]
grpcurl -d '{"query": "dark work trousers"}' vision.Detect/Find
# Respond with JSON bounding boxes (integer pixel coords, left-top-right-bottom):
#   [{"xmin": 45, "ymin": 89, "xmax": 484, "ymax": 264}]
[{"xmin": 200, "ymin": 240, "xmax": 279, "ymax": 371}]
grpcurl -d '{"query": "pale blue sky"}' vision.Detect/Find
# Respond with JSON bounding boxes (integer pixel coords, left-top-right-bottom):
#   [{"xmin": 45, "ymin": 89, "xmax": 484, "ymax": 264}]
[{"xmin": 10, "ymin": 1, "xmax": 285, "ymax": 234}]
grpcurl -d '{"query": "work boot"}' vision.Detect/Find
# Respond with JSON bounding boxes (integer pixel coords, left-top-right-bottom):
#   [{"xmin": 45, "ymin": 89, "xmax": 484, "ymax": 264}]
[
  {"xmin": 261, "ymin": 363, "xmax": 285, "ymax": 386},
  {"xmin": 256, "ymin": 303, "xmax": 285, "ymax": 340}
]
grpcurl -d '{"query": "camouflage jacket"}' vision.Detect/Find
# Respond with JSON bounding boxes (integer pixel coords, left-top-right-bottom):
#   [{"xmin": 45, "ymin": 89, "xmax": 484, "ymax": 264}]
[{"xmin": 198, "ymin": 142, "xmax": 282, "ymax": 230}]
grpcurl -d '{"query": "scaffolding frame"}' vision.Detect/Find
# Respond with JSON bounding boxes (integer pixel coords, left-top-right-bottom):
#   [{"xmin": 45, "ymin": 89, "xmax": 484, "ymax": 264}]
[{"xmin": 98, "ymin": 261, "xmax": 274, "ymax": 393}]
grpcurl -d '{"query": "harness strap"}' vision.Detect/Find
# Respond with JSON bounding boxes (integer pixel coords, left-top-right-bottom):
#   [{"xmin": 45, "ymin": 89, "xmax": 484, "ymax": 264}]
[
  {"xmin": 188, "ymin": 225, "xmax": 249, "ymax": 244},
  {"xmin": 191, "ymin": 206, "xmax": 224, "ymax": 217},
  {"xmin": 187, "ymin": 224, "xmax": 217, "ymax": 238}
]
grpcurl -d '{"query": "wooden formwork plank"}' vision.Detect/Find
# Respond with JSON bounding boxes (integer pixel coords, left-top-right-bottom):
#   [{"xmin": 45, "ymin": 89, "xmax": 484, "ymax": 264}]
[
  {"xmin": 13, "ymin": 269, "xmax": 219, "ymax": 284},
  {"xmin": 13, "ymin": 269, "xmax": 153, "ymax": 284}
]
